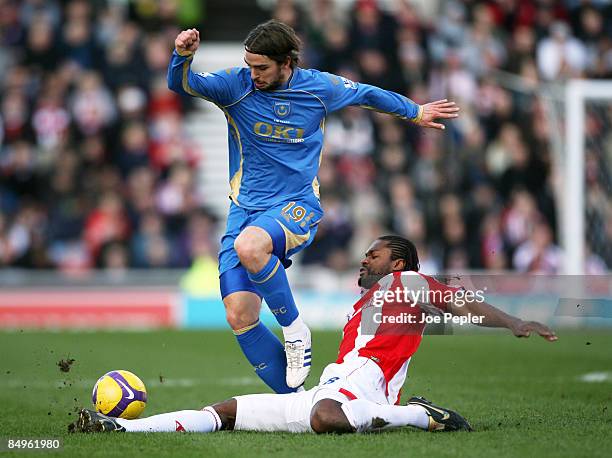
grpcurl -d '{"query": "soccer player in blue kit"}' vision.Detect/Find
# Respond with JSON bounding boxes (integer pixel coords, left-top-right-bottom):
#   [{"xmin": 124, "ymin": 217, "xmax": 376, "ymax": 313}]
[{"xmin": 167, "ymin": 20, "xmax": 460, "ymax": 393}]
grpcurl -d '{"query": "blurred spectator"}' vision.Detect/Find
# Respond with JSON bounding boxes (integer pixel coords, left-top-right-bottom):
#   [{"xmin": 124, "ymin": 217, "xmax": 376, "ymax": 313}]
[
  {"xmin": 155, "ymin": 162, "xmax": 198, "ymax": 222},
  {"xmin": 460, "ymin": 3, "xmax": 506, "ymax": 77},
  {"xmin": 84, "ymin": 191, "xmax": 130, "ymax": 261},
  {"xmin": 23, "ymin": 14, "xmax": 59, "ymax": 74},
  {"xmin": 59, "ymin": 8, "xmax": 99, "ymax": 71},
  {"xmin": 115, "ymin": 121, "xmax": 150, "ymax": 177},
  {"xmin": 317, "ymin": 21, "xmax": 351, "ymax": 74},
  {"xmin": 1, "ymin": 91, "xmax": 30, "ymax": 143},
  {"xmin": 70, "ymin": 71, "xmax": 117, "ymax": 136},
  {"xmin": 175, "ymin": 208, "xmax": 218, "ymax": 268},
  {"xmin": 131, "ymin": 210, "xmax": 170, "ymax": 268},
  {"xmin": 505, "ymin": 26, "xmax": 537, "ymax": 74},
  {"xmin": 536, "ymin": 21, "xmax": 587, "ymax": 80},
  {"xmin": 0, "ymin": 210, "xmax": 28, "ymax": 265},
  {"xmin": 31, "ymin": 90, "xmax": 71, "ymax": 151},
  {"xmin": 325, "ymin": 106, "xmax": 375, "ymax": 158},
  {"xmin": 502, "ymin": 189, "xmax": 541, "ymax": 254},
  {"xmin": 98, "ymin": 239, "xmax": 129, "ymax": 270},
  {"xmin": 102, "ymin": 22, "xmax": 148, "ymax": 90},
  {"xmin": 45, "ymin": 149, "xmax": 86, "ymax": 245},
  {"xmin": 302, "ymin": 194, "xmax": 354, "ymax": 267},
  {"xmin": 513, "ymin": 219, "xmax": 562, "ymax": 273},
  {"xmin": 480, "ymin": 213, "xmax": 508, "ymax": 270},
  {"xmin": 179, "ymin": 210, "xmax": 221, "ymax": 296},
  {"xmin": 349, "ymin": 0, "xmax": 399, "ymax": 64}
]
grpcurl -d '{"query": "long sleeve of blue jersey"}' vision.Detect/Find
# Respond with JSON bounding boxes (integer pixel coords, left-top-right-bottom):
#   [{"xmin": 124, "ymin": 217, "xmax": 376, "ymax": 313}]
[
  {"xmin": 167, "ymin": 50, "xmax": 245, "ymax": 107},
  {"xmin": 321, "ymin": 73, "xmax": 421, "ymax": 121}
]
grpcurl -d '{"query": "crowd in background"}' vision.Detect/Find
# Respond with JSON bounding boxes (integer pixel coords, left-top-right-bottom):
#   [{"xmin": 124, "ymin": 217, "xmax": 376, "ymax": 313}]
[
  {"xmin": 0, "ymin": 0, "xmax": 611, "ymax": 275},
  {"xmin": 0, "ymin": 0, "xmax": 216, "ymax": 272},
  {"xmin": 275, "ymin": 0, "xmax": 612, "ymax": 274}
]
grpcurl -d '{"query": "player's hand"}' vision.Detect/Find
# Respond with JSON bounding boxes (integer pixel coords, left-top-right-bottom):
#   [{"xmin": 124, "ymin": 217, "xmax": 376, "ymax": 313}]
[
  {"xmin": 175, "ymin": 28, "xmax": 200, "ymax": 55},
  {"xmin": 413, "ymin": 99, "xmax": 459, "ymax": 130},
  {"xmin": 510, "ymin": 320, "xmax": 558, "ymax": 342}
]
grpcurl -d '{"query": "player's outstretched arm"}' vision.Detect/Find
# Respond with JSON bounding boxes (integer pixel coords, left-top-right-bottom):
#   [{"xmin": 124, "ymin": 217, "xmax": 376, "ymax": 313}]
[
  {"xmin": 412, "ymin": 99, "xmax": 460, "ymax": 130},
  {"xmin": 323, "ymin": 74, "xmax": 460, "ymax": 130},
  {"xmin": 448, "ymin": 296, "xmax": 557, "ymax": 342}
]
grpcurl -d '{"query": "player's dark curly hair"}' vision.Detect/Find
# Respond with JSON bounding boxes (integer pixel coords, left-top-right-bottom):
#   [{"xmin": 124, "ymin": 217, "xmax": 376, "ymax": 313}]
[
  {"xmin": 377, "ymin": 235, "xmax": 420, "ymax": 272},
  {"xmin": 244, "ymin": 19, "xmax": 301, "ymax": 68}
]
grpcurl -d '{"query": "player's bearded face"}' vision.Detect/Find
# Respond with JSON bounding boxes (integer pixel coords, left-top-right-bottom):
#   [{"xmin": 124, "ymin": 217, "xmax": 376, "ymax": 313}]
[
  {"xmin": 358, "ymin": 240, "xmax": 396, "ymax": 289},
  {"xmin": 257, "ymin": 64, "xmax": 284, "ymax": 90},
  {"xmin": 245, "ymin": 52, "xmax": 287, "ymax": 91}
]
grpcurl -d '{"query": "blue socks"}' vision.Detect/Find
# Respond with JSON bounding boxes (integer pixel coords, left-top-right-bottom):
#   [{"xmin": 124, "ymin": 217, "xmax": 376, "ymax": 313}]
[
  {"xmin": 238, "ymin": 255, "xmax": 309, "ymax": 392},
  {"xmin": 234, "ymin": 320, "xmax": 294, "ymax": 394},
  {"xmin": 247, "ymin": 255, "xmax": 299, "ymax": 326}
]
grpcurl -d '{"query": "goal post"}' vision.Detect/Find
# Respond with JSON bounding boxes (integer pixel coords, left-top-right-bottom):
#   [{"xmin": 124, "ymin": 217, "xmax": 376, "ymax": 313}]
[{"xmin": 564, "ymin": 80, "xmax": 612, "ymax": 275}]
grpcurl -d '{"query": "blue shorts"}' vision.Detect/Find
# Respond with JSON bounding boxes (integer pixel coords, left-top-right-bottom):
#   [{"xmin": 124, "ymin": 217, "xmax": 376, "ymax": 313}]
[{"xmin": 219, "ymin": 199, "xmax": 323, "ymax": 298}]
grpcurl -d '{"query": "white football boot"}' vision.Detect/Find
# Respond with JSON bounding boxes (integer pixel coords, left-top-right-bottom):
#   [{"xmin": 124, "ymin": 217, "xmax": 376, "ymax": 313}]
[{"xmin": 285, "ymin": 327, "xmax": 312, "ymax": 388}]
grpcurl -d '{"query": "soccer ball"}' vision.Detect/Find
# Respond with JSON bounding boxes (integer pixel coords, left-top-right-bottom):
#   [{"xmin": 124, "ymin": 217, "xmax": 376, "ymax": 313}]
[{"xmin": 92, "ymin": 370, "xmax": 147, "ymax": 419}]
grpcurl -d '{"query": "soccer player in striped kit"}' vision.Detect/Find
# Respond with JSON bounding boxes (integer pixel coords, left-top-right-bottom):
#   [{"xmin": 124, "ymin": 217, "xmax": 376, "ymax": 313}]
[{"xmin": 72, "ymin": 236, "xmax": 556, "ymax": 434}]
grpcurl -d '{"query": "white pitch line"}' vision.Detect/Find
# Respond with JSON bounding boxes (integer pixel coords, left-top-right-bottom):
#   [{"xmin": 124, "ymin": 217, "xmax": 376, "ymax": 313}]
[
  {"xmin": 218, "ymin": 376, "xmax": 261, "ymax": 386},
  {"xmin": 579, "ymin": 372, "xmax": 612, "ymax": 383},
  {"xmin": 146, "ymin": 378, "xmax": 199, "ymax": 388},
  {"xmin": 0, "ymin": 378, "xmax": 202, "ymax": 389},
  {"xmin": 0, "ymin": 377, "xmax": 264, "ymax": 389}
]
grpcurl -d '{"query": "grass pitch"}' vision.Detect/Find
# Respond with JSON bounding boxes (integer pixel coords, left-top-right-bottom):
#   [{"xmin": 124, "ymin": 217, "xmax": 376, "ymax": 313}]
[{"xmin": 1, "ymin": 328, "xmax": 611, "ymax": 457}]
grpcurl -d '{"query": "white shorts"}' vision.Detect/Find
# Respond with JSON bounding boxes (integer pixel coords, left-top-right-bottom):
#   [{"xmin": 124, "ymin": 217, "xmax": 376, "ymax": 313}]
[{"xmin": 234, "ymin": 357, "xmax": 389, "ymax": 433}]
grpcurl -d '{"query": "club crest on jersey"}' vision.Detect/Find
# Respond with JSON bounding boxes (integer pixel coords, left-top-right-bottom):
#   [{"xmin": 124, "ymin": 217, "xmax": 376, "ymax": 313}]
[{"xmin": 274, "ymin": 101, "xmax": 291, "ymax": 118}]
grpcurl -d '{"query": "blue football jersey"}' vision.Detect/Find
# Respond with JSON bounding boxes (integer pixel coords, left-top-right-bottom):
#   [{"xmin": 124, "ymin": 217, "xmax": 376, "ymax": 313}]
[{"xmin": 168, "ymin": 50, "xmax": 421, "ymax": 210}]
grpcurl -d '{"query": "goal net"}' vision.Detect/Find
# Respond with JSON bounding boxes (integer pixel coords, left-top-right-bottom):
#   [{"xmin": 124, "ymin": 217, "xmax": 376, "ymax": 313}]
[{"xmin": 563, "ymin": 80, "xmax": 612, "ymax": 274}]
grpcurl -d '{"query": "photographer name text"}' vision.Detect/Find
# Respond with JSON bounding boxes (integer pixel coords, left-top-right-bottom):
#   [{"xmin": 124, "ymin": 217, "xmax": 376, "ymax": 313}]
[{"xmin": 372, "ymin": 312, "xmax": 484, "ymax": 325}]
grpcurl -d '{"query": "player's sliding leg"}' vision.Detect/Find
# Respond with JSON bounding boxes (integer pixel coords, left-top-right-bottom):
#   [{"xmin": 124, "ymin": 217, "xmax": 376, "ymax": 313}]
[
  {"xmin": 234, "ymin": 225, "xmax": 311, "ymax": 388},
  {"xmin": 70, "ymin": 404, "xmax": 228, "ymax": 433},
  {"xmin": 71, "ymin": 394, "xmax": 307, "ymax": 434},
  {"xmin": 222, "ymin": 286, "xmax": 295, "ymax": 394},
  {"xmin": 114, "ymin": 407, "xmax": 223, "ymax": 432},
  {"xmin": 338, "ymin": 397, "xmax": 471, "ymax": 432},
  {"xmin": 69, "ymin": 396, "xmax": 471, "ymax": 434},
  {"xmin": 229, "ymin": 396, "xmax": 466, "ymax": 434},
  {"xmin": 310, "ymin": 399, "xmax": 429, "ymax": 433},
  {"xmin": 405, "ymin": 396, "xmax": 472, "ymax": 431}
]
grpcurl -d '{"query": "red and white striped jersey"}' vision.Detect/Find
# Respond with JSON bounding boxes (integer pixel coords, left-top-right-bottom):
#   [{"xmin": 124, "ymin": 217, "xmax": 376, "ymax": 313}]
[{"xmin": 336, "ymin": 271, "xmax": 460, "ymax": 404}]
